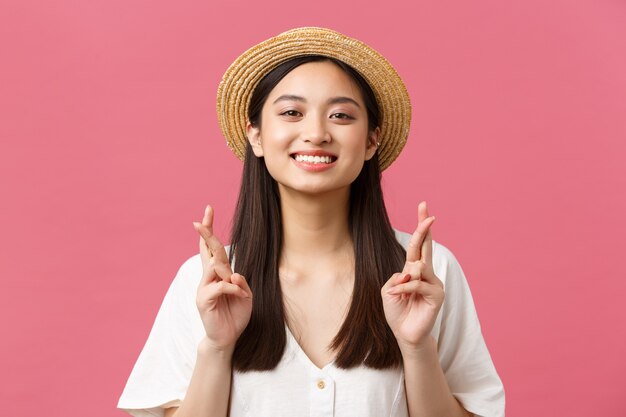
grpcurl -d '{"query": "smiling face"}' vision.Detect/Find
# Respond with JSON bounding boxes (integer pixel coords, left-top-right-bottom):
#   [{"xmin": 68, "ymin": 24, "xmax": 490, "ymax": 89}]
[{"xmin": 246, "ymin": 60, "xmax": 379, "ymax": 196}]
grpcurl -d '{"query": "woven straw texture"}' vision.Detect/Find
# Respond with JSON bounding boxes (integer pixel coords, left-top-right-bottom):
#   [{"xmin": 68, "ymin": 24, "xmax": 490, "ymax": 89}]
[{"xmin": 216, "ymin": 27, "xmax": 411, "ymax": 171}]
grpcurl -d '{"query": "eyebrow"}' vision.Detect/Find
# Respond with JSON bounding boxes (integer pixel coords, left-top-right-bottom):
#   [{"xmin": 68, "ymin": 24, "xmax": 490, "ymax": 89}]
[{"xmin": 272, "ymin": 94, "xmax": 361, "ymax": 108}]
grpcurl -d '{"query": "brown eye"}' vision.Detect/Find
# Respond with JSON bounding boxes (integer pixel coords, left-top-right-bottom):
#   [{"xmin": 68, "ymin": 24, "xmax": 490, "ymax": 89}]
[
  {"xmin": 281, "ymin": 110, "xmax": 302, "ymax": 117},
  {"xmin": 330, "ymin": 113, "xmax": 354, "ymax": 120}
]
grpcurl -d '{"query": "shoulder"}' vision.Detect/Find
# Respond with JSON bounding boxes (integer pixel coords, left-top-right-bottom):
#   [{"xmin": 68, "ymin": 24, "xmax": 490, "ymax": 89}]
[
  {"xmin": 173, "ymin": 245, "xmax": 233, "ymax": 284},
  {"xmin": 171, "ymin": 253, "xmax": 202, "ymax": 291}
]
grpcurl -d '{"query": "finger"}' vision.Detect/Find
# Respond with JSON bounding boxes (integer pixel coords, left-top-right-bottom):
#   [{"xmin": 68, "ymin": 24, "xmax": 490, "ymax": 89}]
[
  {"xmin": 405, "ymin": 201, "xmax": 432, "ymax": 262},
  {"xmin": 398, "ymin": 273, "xmax": 411, "ymax": 284},
  {"xmin": 401, "ymin": 266, "xmax": 440, "ymax": 287},
  {"xmin": 232, "ymin": 273, "xmax": 253, "ymax": 298},
  {"xmin": 198, "ymin": 256, "xmax": 218, "ymax": 286},
  {"xmin": 214, "ymin": 262, "xmax": 234, "ymax": 283},
  {"xmin": 406, "ymin": 216, "xmax": 436, "ymax": 262},
  {"xmin": 382, "ymin": 273, "xmax": 411, "ymax": 294},
  {"xmin": 193, "ymin": 223, "xmax": 233, "ymax": 281},
  {"xmin": 381, "ymin": 272, "xmax": 405, "ymax": 292},
  {"xmin": 194, "ymin": 222, "xmax": 217, "ymax": 260},
  {"xmin": 196, "ymin": 237, "xmax": 233, "ymax": 286},
  {"xmin": 202, "ymin": 204, "xmax": 214, "ymax": 228},
  {"xmin": 386, "ymin": 278, "xmax": 441, "ymax": 299},
  {"xmin": 402, "ymin": 261, "xmax": 426, "ymax": 280},
  {"xmin": 418, "ymin": 201, "xmax": 429, "ymax": 224},
  {"xmin": 195, "ymin": 225, "xmax": 226, "ymax": 285},
  {"xmin": 401, "ymin": 275, "xmax": 415, "ymax": 301},
  {"xmin": 422, "ymin": 225, "xmax": 434, "ymax": 267},
  {"xmin": 205, "ymin": 280, "xmax": 250, "ymax": 300},
  {"xmin": 198, "ymin": 232, "xmax": 210, "ymax": 261},
  {"xmin": 196, "ymin": 206, "xmax": 231, "ymax": 267}
]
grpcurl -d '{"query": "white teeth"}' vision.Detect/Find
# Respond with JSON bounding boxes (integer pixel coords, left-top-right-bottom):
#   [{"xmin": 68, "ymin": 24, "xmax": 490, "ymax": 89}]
[{"xmin": 294, "ymin": 154, "xmax": 334, "ymax": 164}]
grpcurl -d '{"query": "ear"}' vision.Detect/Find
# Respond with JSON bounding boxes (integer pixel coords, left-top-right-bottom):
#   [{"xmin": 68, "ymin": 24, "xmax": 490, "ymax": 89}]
[
  {"xmin": 246, "ymin": 122, "xmax": 264, "ymax": 157},
  {"xmin": 364, "ymin": 127, "xmax": 381, "ymax": 161}
]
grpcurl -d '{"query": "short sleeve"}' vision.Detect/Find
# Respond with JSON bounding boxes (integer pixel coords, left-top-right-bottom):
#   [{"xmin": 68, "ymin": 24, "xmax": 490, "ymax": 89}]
[
  {"xmin": 434, "ymin": 243, "xmax": 505, "ymax": 417},
  {"xmin": 394, "ymin": 230, "xmax": 506, "ymax": 417},
  {"xmin": 117, "ymin": 254, "xmax": 204, "ymax": 417}
]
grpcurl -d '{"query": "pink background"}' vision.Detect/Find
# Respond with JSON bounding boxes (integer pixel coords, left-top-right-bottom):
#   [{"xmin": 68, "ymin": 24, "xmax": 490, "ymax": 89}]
[{"xmin": 1, "ymin": 0, "xmax": 625, "ymax": 416}]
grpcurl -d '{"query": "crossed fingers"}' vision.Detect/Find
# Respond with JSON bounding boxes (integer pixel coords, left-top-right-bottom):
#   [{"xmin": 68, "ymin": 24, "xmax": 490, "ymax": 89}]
[
  {"xmin": 399, "ymin": 201, "xmax": 443, "ymax": 288},
  {"xmin": 405, "ymin": 201, "xmax": 435, "ymax": 266},
  {"xmin": 384, "ymin": 202, "xmax": 442, "ymax": 302},
  {"xmin": 193, "ymin": 205, "xmax": 234, "ymax": 284}
]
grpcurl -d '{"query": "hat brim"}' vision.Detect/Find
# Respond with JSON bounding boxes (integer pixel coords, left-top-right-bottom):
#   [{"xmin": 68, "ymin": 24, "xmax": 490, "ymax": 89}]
[{"xmin": 216, "ymin": 27, "xmax": 411, "ymax": 171}]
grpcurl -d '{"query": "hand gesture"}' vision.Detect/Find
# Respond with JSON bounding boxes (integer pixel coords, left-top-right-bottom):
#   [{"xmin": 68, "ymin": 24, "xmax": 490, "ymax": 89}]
[
  {"xmin": 381, "ymin": 201, "xmax": 444, "ymax": 352},
  {"xmin": 192, "ymin": 205, "xmax": 253, "ymax": 352}
]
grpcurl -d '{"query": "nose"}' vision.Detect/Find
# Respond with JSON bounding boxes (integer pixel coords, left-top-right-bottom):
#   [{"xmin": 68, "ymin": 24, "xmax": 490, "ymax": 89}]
[{"xmin": 301, "ymin": 114, "xmax": 331, "ymax": 145}]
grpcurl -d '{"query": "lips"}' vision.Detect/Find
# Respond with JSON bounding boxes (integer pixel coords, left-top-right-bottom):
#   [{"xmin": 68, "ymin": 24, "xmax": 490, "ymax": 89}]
[
  {"xmin": 292, "ymin": 154, "xmax": 335, "ymax": 164},
  {"xmin": 289, "ymin": 150, "xmax": 338, "ymax": 164},
  {"xmin": 289, "ymin": 150, "xmax": 338, "ymax": 172}
]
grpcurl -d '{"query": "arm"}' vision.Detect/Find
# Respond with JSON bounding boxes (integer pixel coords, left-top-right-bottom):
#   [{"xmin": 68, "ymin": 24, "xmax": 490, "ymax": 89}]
[
  {"xmin": 383, "ymin": 202, "xmax": 473, "ymax": 417},
  {"xmin": 163, "ymin": 205, "xmax": 252, "ymax": 417},
  {"xmin": 401, "ymin": 336, "xmax": 472, "ymax": 417},
  {"xmin": 164, "ymin": 338, "xmax": 233, "ymax": 417},
  {"xmin": 118, "ymin": 205, "xmax": 251, "ymax": 417}
]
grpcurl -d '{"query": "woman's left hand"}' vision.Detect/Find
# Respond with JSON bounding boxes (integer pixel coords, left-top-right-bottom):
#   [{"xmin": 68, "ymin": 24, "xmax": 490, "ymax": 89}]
[{"xmin": 382, "ymin": 201, "xmax": 445, "ymax": 352}]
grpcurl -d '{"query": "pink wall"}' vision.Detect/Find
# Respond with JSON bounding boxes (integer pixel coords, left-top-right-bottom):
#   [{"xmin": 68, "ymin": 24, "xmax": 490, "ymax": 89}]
[{"xmin": 1, "ymin": 1, "xmax": 625, "ymax": 415}]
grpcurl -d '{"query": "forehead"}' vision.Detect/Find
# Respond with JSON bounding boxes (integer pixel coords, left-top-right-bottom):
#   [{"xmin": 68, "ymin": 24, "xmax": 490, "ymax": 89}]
[{"xmin": 266, "ymin": 61, "xmax": 363, "ymax": 103}]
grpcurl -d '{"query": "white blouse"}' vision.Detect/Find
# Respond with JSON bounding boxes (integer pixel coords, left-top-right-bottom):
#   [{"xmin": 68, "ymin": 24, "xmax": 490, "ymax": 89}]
[{"xmin": 117, "ymin": 229, "xmax": 505, "ymax": 417}]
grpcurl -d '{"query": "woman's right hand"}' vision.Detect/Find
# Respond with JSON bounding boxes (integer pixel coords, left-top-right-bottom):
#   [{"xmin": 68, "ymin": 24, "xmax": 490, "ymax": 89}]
[{"xmin": 192, "ymin": 205, "xmax": 253, "ymax": 352}]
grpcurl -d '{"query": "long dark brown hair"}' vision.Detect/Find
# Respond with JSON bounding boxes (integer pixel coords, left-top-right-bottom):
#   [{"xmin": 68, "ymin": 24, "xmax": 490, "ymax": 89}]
[{"xmin": 228, "ymin": 55, "xmax": 407, "ymax": 371}]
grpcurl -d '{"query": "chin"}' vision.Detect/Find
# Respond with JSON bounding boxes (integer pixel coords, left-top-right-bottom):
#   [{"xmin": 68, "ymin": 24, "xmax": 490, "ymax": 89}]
[{"xmin": 277, "ymin": 180, "xmax": 351, "ymax": 197}]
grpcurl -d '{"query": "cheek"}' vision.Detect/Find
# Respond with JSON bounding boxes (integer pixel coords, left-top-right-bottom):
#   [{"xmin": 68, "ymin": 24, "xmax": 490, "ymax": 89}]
[
  {"xmin": 260, "ymin": 120, "xmax": 293, "ymax": 151},
  {"xmin": 258, "ymin": 124, "xmax": 294, "ymax": 179},
  {"xmin": 341, "ymin": 128, "xmax": 370, "ymax": 156}
]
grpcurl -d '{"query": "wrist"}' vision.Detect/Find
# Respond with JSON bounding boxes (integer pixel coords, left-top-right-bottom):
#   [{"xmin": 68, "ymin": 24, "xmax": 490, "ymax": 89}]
[
  {"xmin": 198, "ymin": 336, "xmax": 236, "ymax": 359},
  {"xmin": 398, "ymin": 335, "xmax": 437, "ymax": 361}
]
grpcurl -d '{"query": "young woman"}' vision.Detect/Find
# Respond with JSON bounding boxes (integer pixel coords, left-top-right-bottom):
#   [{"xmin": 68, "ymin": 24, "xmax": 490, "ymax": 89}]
[{"xmin": 118, "ymin": 27, "xmax": 505, "ymax": 417}]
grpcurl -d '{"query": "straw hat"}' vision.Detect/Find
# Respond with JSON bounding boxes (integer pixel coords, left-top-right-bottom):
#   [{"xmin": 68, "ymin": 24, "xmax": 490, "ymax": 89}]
[{"xmin": 216, "ymin": 27, "xmax": 411, "ymax": 171}]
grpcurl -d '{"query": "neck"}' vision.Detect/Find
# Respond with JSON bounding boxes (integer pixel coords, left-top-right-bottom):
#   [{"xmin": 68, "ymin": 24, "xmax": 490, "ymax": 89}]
[{"xmin": 278, "ymin": 184, "xmax": 353, "ymax": 264}]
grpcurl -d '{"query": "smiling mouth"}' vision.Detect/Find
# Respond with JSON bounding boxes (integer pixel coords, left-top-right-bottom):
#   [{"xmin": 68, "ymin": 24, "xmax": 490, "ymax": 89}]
[{"xmin": 290, "ymin": 154, "xmax": 338, "ymax": 164}]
